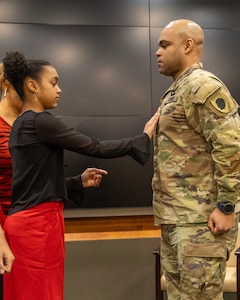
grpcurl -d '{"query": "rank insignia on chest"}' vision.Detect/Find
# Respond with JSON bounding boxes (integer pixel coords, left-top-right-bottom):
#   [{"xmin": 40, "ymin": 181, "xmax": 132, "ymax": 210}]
[{"xmin": 163, "ymin": 96, "xmax": 177, "ymax": 105}]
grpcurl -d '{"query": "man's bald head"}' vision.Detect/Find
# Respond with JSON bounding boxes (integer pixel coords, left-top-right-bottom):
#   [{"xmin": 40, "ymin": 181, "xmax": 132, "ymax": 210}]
[
  {"xmin": 164, "ymin": 19, "xmax": 204, "ymax": 48},
  {"xmin": 156, "ymin": 19, "xmax": 204, "ymax": 80}
]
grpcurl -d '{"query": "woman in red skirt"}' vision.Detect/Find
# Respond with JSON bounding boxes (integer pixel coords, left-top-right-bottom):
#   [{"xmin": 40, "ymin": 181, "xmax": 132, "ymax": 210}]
[
  {"xmin": 2, "ymin": 51, "xmax": 160, "ymax": 300},
  {"xmin": 0, "ymin": 60, "xmax": 108, "ymax": 299}
]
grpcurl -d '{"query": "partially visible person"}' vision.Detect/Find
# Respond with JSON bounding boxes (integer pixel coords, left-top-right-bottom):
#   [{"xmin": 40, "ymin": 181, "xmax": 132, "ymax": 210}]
[
  {"xmin": 0, "ymin": 63, "xmax": 23, "ymax": 224},
  {"xmin": 0, "ymin": 62, "xmax": 22, "ymax": 300},
  {"xmin": 2, "ymin": 51, "xmax": 160, "ymax": 300},
  {"xmin": 0, "ymin": 227, "xmax": 14, "ymax": 274},
  {"xmin": 0, "ymin": 62, "xmax": 108, "ymax": 299},
  {"xmin": 152, "ymin": 19, "xmax": 240, "ymax": 299}
]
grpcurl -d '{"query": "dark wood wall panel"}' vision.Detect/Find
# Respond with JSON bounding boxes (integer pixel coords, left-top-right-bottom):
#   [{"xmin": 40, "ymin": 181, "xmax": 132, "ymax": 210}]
[{"xmin": 0, "ymin": 0, "xmax": 239, "ymax": 209}]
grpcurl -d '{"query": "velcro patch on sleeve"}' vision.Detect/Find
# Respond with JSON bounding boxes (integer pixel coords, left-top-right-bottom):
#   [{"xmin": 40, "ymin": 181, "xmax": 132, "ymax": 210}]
[{"xmin": 191, "ymin": 79, "xmax": 222, "ymax": 104}]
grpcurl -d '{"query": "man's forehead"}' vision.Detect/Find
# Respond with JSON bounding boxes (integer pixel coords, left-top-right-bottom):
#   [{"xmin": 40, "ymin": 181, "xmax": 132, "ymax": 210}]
[
  {"xmin": 158, "ymin": 29, "xmax": 174, "ymax": 44},
  {"xmin": 160, "ymin": 27, "xmax": 174, "ymax": 37}
]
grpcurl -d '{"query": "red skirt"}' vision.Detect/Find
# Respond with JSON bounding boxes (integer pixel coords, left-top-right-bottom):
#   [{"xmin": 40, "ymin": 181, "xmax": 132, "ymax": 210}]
[{"xmin": 4, "ymin": 201, "xmax": 65, "ymax": 300}]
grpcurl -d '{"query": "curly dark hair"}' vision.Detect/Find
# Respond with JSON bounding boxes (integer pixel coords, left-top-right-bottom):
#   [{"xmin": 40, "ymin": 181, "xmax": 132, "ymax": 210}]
[{"xmin": 2, "ymin": 51, "xmax": 51, "ymax": 100}]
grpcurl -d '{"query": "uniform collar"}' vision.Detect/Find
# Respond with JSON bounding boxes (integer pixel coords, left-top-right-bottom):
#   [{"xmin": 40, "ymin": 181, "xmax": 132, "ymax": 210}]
[{"xmin": 161, "ymin": 62, "xmax": 203, "ymax": 100}]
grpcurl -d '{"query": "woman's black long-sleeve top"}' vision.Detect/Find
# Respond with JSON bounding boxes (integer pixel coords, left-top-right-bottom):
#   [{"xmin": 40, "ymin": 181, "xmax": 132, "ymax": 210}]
[{"xmin": 8, "ymin": 111, "xmax": 150, "ymax": 214}]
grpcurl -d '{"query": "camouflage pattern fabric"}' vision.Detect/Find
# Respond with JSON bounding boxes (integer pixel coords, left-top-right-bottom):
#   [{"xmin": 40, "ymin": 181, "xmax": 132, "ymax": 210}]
[
  {"xmin": 152, "ymin": 62, "xmax": 240, "ymax": 225},
  {"xmin": 160, "ymin": 220, "xmax": 238, "ymax": 300}
]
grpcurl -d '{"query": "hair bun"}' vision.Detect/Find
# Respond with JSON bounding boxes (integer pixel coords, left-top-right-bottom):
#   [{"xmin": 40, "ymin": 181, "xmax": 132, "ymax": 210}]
[{"xmin": 3, "ymin": 51, "xmax": 30, "ymax": 83}]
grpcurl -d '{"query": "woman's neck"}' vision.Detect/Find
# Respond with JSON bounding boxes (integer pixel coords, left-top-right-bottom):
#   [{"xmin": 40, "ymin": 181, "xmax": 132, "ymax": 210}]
[
  {"xmin": 0, "ymin": 99, "xmax": 22, "ymax": 126},
  {"xmin": 22, "ymin": 102, "xmax": 45, "ymax": 113}
]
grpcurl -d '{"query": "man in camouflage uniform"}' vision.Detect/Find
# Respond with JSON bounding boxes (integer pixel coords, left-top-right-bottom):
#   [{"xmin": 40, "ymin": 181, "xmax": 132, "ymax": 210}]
[{"xmin": 152, "ymin": 19, "xmax": 240, "ymax": 300}]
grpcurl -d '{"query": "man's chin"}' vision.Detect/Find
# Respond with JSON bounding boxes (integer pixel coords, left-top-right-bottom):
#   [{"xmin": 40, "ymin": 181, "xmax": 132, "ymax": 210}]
[{"xmin": 159, "ymin": 68, "xmax": 166, "ymax": 75}]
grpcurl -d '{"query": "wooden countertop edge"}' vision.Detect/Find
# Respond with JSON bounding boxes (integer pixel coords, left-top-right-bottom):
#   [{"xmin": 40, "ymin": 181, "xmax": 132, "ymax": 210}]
[{"xmin": 65, "ymin": 229, "xmax": 160, "ymax": 241}]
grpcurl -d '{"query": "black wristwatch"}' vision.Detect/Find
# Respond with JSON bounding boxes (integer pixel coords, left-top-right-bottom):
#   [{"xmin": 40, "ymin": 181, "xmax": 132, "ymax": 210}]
[{"xmin": 217, "ymin": 202, "xmax": 235, "ymax": 214}]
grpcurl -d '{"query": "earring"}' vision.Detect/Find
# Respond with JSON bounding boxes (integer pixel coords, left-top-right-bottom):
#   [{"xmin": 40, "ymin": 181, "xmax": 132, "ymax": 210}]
[
  {"xmin": 34, "ymin": 91, "xmax": 38, "ymax": 101},
  {"xmin": 3, "ymin": 88, "xmax": 6, "ymax": 97}
]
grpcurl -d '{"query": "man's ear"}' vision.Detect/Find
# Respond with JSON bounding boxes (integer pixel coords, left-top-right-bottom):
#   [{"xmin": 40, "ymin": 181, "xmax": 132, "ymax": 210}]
[
  {"xmin": 26, "ymin": 78, "xmax": 38, "ymax": 93},
  {"xmin": 184, "ymin": 38, "xmax": 194, "ymax": 53}
]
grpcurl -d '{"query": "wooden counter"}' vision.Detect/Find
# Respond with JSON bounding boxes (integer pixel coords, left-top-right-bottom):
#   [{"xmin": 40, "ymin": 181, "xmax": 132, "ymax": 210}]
[{"xmin": 64, "ymin": 207, "xmax": 160, "ymax": 241}]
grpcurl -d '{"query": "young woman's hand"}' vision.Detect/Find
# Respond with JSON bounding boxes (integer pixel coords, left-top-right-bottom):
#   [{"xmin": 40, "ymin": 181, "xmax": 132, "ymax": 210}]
[
  {"xmin": 143, "ymin": 107, "xmax": 161, "ymax": 139},
  {"xmin": 81, "ymin": 168, "xmax": 108, "ymax": 188}
]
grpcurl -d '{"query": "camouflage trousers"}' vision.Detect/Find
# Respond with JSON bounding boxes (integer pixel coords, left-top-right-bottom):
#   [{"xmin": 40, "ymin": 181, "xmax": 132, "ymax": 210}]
[{"xmin": 160, "ymin": 219, "xmax": 239, "ymax": 300}]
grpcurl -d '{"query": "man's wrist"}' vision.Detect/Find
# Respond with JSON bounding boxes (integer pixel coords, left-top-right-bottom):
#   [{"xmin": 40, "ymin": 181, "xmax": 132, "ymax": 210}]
[{"xmin": 217, "ymin": 202, "xmax": 235, "ymax": 214}]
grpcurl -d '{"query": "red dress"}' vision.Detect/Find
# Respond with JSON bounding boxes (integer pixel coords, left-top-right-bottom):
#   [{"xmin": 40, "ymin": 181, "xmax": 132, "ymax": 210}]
[{"xmin": 0, "ymin": 117, "xmax": 12, "ymax": 226}]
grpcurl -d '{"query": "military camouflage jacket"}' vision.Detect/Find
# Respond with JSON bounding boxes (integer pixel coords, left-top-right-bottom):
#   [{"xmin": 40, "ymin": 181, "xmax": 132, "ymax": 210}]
[{"xmin": 152, "ymin": 62, "xmax": 240, "ymax": 225}]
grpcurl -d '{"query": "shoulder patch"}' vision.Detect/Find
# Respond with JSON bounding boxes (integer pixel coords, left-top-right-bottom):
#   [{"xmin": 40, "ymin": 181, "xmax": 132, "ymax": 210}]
[
  {"xmin": 205, "ymin": 87, "xmax": 239, "ymax": 117},
  {"xmin": 188, "ymin": 75, "xmax": 239, "ymax": 117}
]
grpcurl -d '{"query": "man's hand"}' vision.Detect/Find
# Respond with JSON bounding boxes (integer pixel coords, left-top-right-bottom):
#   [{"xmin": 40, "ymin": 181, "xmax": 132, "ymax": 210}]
[
  {"xmin": 208, "ymin": 207, "xmax": 236, "ymax": 235},
  {"xmin": 0, "ymin": 226, "xmax": 15, "ymax": 274},
  {"xmin": 81, "ymin": 168, "xmax": 108, "ymax": 188}
]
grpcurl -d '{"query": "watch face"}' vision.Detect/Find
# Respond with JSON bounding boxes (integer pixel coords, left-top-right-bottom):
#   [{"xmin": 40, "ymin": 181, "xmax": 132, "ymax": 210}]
[
  {"xmin": 217, "ymin": 202, "xmax": 235, "ymax": 214},
  {"xmin": 225, "ymin": 203, "xmax": 234, "ymax": 213}
]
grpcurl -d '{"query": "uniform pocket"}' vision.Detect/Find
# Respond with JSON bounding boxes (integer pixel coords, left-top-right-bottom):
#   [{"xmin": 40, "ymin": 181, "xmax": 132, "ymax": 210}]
[
  {"xmin": 180, "ymin": 240, "xmax": 226, "ymax": 296},
  {"xmin": 182, "ymin": 240, "xmax": 227, "ymax": 259}
]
